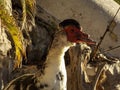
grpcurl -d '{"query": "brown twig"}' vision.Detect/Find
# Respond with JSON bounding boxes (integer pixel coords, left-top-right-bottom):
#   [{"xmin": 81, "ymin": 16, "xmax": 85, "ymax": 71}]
[
  {"xmin": 90, "ymin": 7, "xmax": 120, "ymax": 60},
  {"xmin": 103, "ymin": 45, "xmax": 120, "ymax": 52}
]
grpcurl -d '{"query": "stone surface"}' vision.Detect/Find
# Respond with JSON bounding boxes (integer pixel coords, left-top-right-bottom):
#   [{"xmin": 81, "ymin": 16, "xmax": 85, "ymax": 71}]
[{"xmin": 39, "ymin": 0, "xmax": 120, "ymax": 58}]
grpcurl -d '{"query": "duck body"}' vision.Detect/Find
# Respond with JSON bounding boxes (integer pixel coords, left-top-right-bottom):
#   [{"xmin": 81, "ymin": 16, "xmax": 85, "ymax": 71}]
[
  {"xmin": 4, "ymin": 30, "xmax": 74, "ymax": 90},
  {"xmin": 4, "ymin": 19, "xmax": 95, "ymax": 90},
  {"xmin": 34, "ymin": 31, "xmax": 73, "ymax": 90}
]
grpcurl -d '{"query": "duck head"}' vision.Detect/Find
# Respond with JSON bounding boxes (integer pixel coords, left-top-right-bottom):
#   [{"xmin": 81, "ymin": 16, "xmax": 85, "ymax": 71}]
[{"xmin": 59, "ymin": 19, "xmax": 96, "ymax": 45}]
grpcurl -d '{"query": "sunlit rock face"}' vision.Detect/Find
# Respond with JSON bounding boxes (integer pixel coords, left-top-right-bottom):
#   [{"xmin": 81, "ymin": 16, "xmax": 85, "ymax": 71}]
[{"xmin": 39, "ymin": 0, "xmax": 120, "ymax": 58}]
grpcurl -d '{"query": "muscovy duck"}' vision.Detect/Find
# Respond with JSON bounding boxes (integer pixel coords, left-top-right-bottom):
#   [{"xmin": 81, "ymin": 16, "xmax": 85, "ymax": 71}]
[{"xmin": 4, "ymin": 19, "xmax": 95, "ymax": 90}]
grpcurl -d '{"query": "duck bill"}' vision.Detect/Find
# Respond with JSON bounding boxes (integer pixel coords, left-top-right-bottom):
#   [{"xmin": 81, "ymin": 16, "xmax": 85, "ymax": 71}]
[{"xmin": 75, "ymin": 31, "xmax": 96, "ymax": 45}]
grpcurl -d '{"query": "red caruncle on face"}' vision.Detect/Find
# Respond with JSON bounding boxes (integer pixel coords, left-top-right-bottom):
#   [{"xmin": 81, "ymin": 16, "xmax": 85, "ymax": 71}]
[{"xmin": 64, "ymin": 25, "xmax": 96, "ymax": 45}]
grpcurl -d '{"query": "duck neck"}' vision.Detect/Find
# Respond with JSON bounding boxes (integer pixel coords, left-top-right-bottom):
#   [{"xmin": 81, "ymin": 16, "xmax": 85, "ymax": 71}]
[
  {"xmin": 36, "ymin": 43, "xmax": 69, "ymax": 89},
  {"xmin": 45, "ymin": 44, "xmax": 69, "ymax": 71}
]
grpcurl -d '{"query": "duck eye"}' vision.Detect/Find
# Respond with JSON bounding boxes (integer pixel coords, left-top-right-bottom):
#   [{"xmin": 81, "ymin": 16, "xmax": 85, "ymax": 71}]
[{"xmin": 71, "ymin": 29, "xmax": 74, "ymax": 32}]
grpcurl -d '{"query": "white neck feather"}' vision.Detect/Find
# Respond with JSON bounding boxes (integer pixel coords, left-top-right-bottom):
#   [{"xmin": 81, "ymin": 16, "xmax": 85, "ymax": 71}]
[
  {"xmin": 45, "ymin": 41, "xmax": 70, "ymax": 73},
  {"xmin": 36, "ymin": 31, "xmax": 74, "ymax": 90},
  {"xmin": 45, "ymin": 31, "xmax": 72, "ymax": 70}
]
